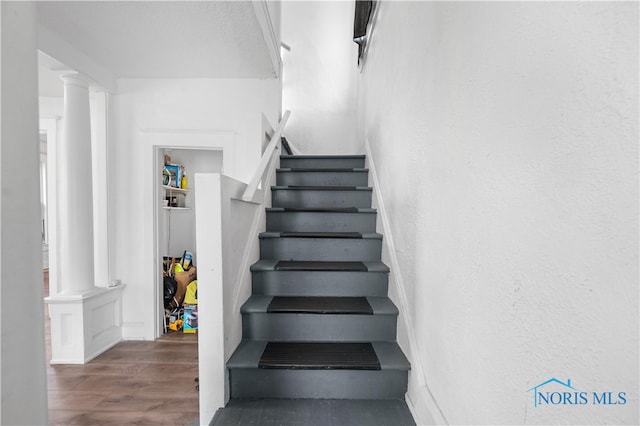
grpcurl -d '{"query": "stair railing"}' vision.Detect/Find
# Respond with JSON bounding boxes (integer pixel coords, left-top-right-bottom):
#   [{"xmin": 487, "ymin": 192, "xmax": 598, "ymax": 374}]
[
  {"xmin": 195, "ymin": 110, "xmax": 291, "ymax": 424},
  {"xmin": 242, "ymin": 110, "xmax": 291, "ymax": 201}
]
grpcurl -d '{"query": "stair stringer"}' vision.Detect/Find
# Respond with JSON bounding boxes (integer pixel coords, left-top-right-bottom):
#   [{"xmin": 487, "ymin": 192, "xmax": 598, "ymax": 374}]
[
  {"xmin": 227, "ymin": 153, "xmax": 281, "ymax": 341},
  {"xmin": 222, "ymin": 151, "xmax": 284, "ymax": 364},
  {"xmin": 364, "ymin": 138, "xmax": 448, "ymax": 425},
  {"xmin": 195, "ymin": 152, "xmax": 282, "ymax": 420}
]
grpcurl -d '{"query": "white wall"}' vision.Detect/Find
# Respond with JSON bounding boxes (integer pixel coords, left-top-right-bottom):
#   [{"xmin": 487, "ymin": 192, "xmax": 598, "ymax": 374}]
[
  {"xmin": 110, "ymin": 78, "xmax": 281, "ymax": 339},
  {"xmin": 0, "ymin": 2, "xmax": 49, "ymax": 423},
  {"xmin": 39, "ymin": 96, "xmax": 63, "ymax": 116},
  {"xmin": 358, "ymin": 2, "xmax": 638, "ymax": 425},
  {"xmin": 281, "ymin": 1, "xmax": 359, "ymax": 154}
]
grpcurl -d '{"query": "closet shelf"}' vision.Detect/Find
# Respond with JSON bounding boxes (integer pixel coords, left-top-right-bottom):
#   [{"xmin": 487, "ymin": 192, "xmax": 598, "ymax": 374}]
[
  {"xmin": 163, "ymin": 185, "xmax": 189, "ymax": 193},
  {"xmin": 163, "ymin": 206, "xmax": 191, "ymax": 211}
]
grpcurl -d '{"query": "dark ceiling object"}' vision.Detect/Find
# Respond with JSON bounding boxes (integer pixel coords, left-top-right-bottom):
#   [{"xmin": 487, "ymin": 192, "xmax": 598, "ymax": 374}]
[
  {"xmin": 353, "ymin": 0, "xmax": 373, "ymax": 42},
  {"xmin": 353, "ymin": 1, "xmax": 373, "ymax": 63}
]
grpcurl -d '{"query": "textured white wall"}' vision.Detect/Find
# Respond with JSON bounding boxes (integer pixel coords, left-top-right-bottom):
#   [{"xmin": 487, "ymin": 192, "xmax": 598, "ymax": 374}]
[
  {"xmin": 0, "ymin": 2, "xmax": 49, "ymax": 423},
  {"xmin": 282, "ymin": 1, "xmax": 359, "ymax": 154},
  {"xmin": 110, "ymin": 78, "xmax": 281, "ymax": 339},
  {"xmin": 358, "ymin": 2, "xmax": 638, "ymax": 424}
]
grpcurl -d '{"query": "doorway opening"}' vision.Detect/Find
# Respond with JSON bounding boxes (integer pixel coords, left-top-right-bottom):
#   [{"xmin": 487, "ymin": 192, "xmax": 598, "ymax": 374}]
[{"xmin": 155, "ymin": 147, "xmax": 223, "ymax": 340}]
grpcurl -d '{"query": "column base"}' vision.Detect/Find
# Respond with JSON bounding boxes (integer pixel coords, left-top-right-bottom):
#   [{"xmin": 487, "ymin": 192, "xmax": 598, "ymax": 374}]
[{"xmin": 45, "ymin": 284, "xmax": 125, "ymax": 364}]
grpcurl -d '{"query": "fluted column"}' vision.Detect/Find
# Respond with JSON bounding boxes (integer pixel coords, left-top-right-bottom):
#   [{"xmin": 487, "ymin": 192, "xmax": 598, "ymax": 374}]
[{"xmin": 58, "ymin": 74, "xmax": 95, "ymax": 294}]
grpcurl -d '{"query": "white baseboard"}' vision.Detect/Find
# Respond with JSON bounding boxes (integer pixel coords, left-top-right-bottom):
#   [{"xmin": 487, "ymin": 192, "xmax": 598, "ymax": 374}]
[
  {"xmin": 121, "ymin": 322, "xmax": 148, "ymax": 340},
  {"xmin": 364, "ymin": 139, "xmax": 448, "ymax": 426},
  {"xmin": 406, "ymin": 381, "xmax": 448, "ymax": 425}
]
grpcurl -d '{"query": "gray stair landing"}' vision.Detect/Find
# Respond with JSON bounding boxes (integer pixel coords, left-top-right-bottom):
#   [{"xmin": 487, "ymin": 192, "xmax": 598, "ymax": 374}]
[
  {"xmin": 266, "ymin": 207, "xmax": 377, "ymax": 233},
  {"xmin": 227, "ymin": 340, "xmax": 410, "ymax": 399}
]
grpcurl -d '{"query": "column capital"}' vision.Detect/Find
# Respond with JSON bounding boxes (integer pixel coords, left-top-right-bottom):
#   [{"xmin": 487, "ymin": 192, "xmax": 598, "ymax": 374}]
[{"xmin": 60, "ymin": 73, "xmax": 92, "ymax": 89}]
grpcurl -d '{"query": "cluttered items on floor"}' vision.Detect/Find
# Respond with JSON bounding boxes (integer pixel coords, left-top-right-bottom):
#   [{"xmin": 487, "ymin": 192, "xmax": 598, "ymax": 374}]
[{"xmin": 163, "ymin": 251, "xmax": 198, "ymax": 334}]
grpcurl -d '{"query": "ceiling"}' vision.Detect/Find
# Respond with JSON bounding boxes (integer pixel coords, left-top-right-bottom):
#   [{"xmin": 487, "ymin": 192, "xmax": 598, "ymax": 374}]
[{"xmin": 37, "ymin": 1, "xmax": 276, "ymax": 93}]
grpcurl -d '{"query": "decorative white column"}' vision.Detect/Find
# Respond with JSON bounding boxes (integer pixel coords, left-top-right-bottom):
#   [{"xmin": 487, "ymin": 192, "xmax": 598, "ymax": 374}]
[
  {"xmin": 45, "ymin": 73, "xmax": 124, "ymax": 364},
  {"xmin": 58, "ymin": 74, "xmax": 96, "ymax": 295}
]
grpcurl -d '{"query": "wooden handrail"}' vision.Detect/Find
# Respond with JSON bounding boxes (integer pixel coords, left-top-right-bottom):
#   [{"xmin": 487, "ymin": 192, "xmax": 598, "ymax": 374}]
[{"xmin": 241, "ymin": 110, "xmax": 291, "ymax": 201}]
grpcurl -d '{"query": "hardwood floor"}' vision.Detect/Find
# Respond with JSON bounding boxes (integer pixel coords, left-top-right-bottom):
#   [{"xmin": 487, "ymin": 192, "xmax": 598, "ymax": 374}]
[{"xmin": 44, "ymin": 270, "xmax": 200, "ymax": 425}]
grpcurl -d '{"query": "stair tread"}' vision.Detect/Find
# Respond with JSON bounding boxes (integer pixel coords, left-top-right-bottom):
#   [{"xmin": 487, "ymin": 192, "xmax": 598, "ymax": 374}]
[
  {"xmin": 276, "ymin": 261, "xmax": 367, "ymax": 271},
  {"xmin": 228, "ymin": 340, "xmax": 410, "ymax": 370},
  {"xmin": 259, "ymin": 232, "xmax": 382, "ymax": 239},
  {"xmin": 277, "ymin": 168, "xmax": 369, "ymax": 173},
  {"xmin": 241, "ymin": 296, "xmax": 398, "ymax": 315},
  {"xmin": 272, "ymin": 185, "xmax": 372, "ymax": 191},
  {"xmin": 281, "ymin": 155, "xmax": 366, "ymax": 159},
  {"xmin": 251, "ymin": 259, "xmax": 390, "ymax": 272},
  {"xmin": 267, "ymin": 207, "xmax": 376, "ymax": 213},
  {"xmin": 259, "ymin": 342, "xmax": 380, "ymax": 370}
]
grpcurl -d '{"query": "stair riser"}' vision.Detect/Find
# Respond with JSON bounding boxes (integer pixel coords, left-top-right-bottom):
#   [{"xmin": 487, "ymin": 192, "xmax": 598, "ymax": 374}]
[
  {"xmin": 266, "ymin": 211, "xmax": 377, "ymax": 233},
  {"xmin": 260, "ymin": 238, "xmax": 381, "ymax": 262},
  {"xmin": 272, "ymin": 190, "xmax": 372, "ymax": 209},
  {"xmin": 230, "ymin": 369, "xmax": 408, "ymax": 399},
  {"xmin": 252, "ymin": 271, "xmax": 389, "ymax": 297},
  {"xmin": 280, "ymin": 158, "xmax": 365, "ymax": 169},
  {"xmin": 242, "ymin": 313, "xmax": 397, "ymax": 341},
  {"xmin": 276, "ymin": 171, "xmax": 369, "ymax": 187}
]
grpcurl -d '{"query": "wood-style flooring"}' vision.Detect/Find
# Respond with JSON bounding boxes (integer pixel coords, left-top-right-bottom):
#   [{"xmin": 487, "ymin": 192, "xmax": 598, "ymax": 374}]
[
  {"xmin": 44, "ymin": 271, "xmax": 200, "ymax": 425},
  {"xmin": 44, "ymin": 271, "xmax": 416, "ymax": 425}
]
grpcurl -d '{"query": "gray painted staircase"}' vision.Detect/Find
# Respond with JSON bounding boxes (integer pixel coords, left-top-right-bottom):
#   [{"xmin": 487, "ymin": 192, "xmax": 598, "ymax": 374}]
[{"xmin": 227, "ymin": 154, "xmax": 410, "ymax": 400}]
